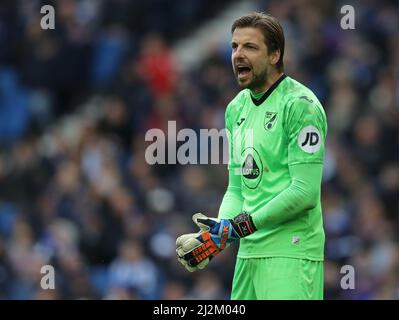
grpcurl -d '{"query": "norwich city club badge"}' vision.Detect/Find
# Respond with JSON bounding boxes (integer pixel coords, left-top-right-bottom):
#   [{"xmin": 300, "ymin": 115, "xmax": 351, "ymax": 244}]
[{"xmin": 264, "ymin": 112, "xmax": 277, "ymax": 130}]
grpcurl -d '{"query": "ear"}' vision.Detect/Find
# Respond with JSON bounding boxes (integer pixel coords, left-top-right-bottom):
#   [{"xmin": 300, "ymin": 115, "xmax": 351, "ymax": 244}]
[{"xmin": 269, "ymin": 50, "xmax": 280, "ymax": 66}]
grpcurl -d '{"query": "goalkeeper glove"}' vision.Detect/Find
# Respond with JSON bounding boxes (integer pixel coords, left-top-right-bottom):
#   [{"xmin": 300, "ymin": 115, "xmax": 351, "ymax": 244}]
[
  {"xmin": 176, "ymin": 212, "xmax": 257, "ymax": 270},
  {"xmin": 176, "ymin": 233, "xmax": 209, "ymax": 272},
  {"xmin": 176, "ymin": 214, "xmax": 214, "ymax": 272}
]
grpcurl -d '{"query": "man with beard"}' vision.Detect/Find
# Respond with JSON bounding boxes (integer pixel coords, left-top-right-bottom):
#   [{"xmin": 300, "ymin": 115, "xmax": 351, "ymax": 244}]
[{"xmin": 177, "ymin": 12, "xmax": 327, "ymax": 300}]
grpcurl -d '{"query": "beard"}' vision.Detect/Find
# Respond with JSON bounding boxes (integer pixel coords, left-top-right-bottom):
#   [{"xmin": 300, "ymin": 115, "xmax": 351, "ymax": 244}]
[{"xmin": 237, "ymin": 66, "xmax": 269, "ymax": 93}]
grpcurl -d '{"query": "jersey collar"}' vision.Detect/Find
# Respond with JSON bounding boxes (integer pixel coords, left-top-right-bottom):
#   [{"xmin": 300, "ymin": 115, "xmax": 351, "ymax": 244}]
[{"xmin": 250, "ymin": 73, "xmax": 287, "ymax": 106}]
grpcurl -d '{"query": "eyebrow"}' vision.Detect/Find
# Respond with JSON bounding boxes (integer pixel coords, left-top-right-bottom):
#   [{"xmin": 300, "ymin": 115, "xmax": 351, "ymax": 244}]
[{"xmin": 231, "ymin": 41, "xmax": 259, "ymax": 47}]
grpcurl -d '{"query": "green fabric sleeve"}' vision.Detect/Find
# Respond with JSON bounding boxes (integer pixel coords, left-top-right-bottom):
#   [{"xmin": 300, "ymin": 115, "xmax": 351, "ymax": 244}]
[
  {"xmin": 218, "ymin": 169, "xmax": 244, "ymax": 220},
  {"xmin": 219, "ymin": 97, "xmax": 244, "ymax": 220},
  {"xmin": 251, "ymin": 162, "xmax": 322, "ymax": 229}
]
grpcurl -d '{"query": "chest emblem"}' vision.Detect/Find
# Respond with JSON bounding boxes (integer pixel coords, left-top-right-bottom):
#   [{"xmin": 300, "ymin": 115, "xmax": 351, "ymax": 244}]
[
  {"xmin": 264, "ymin": 112, "xmax": 277, "ymax": 130},
  {"xmin": 241, "ymin": 148, "xmax": 263, "ymax": 189}
]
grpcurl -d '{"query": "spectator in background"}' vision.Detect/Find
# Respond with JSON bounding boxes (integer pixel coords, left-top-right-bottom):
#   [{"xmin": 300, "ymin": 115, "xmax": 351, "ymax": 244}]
[{"xmin": 136, "ymin": 33, "xmax": 178, "ymax": 98}]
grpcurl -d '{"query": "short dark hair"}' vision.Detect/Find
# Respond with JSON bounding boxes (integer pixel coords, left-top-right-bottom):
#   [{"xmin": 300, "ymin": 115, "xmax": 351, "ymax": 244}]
[{"xmin": 231, "ymin": 12, "xmax": 285, "ymax": 72}]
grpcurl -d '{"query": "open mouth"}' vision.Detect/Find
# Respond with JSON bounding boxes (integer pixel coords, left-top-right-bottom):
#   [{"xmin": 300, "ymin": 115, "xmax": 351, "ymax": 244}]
[{"xmin": 236, "ymin": 65, "xmax": 251, "ymax": 80}]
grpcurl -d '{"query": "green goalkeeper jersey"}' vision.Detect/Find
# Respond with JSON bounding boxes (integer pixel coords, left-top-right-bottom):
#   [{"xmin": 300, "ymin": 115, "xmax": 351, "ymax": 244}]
[{"xmin": 222, "ymin": 74, "xmax": 327, "ymax": 261}]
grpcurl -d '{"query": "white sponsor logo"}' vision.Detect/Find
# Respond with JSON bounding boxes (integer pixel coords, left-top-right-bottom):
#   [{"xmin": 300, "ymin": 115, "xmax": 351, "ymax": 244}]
[{"xmin": 298, "ymin": 126, "xmax": 321, "ymax": 153}]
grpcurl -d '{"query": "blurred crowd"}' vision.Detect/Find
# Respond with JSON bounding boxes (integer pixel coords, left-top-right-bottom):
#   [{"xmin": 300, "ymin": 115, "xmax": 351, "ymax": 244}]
[{"xmin": 0, "ymin": 0, "xmax": 398, "ymax": 299}]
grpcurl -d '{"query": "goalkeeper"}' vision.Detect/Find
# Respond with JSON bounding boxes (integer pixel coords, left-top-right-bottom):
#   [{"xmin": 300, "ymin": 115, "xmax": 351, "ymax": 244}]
[{"xmin": 176, "ymin": 12, "xmax": 327, "ymax": 300}]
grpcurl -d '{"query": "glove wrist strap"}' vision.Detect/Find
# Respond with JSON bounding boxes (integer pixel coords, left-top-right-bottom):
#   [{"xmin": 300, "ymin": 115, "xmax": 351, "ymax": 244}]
[{"xmin": 230, "ymin": 212, "xmax": 257, "ymax": 238}]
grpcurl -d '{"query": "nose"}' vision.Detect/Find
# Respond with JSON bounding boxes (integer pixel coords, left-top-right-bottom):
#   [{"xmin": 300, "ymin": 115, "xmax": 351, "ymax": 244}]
[{"xmin": 232, "ymin": 45, "xmax": 245, "ymax": 60}]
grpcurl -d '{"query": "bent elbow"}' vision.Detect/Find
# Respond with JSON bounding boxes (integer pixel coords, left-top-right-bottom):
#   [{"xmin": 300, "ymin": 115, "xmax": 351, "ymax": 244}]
[
  {"xmin": 292, "ymin": 179, "xmax": 319, "ymax": 210},
  {"xmin": 303, "ymin": 189, "xmax": 319, "ymax": 210}
]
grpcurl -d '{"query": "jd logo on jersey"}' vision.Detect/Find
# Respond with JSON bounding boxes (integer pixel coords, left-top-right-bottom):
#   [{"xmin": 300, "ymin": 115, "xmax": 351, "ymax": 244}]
[
  {"xmin": 241, "ymin": 148, "xmax": 263, "ymax": 189},
  {"xmin": 298, "ymin": 126, "xmax": 321, "ymax": 153},
  {"xmin": 264, "ymin": 112, "xmax": 277, "ymax": 130},
  {"xmin": 301, "ymin": 132, "xmax": 319, "ymax": 147}
]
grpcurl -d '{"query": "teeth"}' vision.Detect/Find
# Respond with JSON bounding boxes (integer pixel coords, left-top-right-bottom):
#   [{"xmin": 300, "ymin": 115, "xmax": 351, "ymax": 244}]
[{"xmin": 237, "ymin": 67, "xmax": 250, "ymax": 74}]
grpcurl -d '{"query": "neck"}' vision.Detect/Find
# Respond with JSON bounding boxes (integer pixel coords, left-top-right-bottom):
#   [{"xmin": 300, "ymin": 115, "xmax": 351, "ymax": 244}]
[{"xmin": 250, "ymin": 70, "xmax": 284, "ymax": 95}]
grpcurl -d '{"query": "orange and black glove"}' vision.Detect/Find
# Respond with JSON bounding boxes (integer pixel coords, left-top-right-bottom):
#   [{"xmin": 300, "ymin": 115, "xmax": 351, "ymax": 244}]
[{"xmin": 176, "ymin": 212, "xmax": 256, "ymax": 272}]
